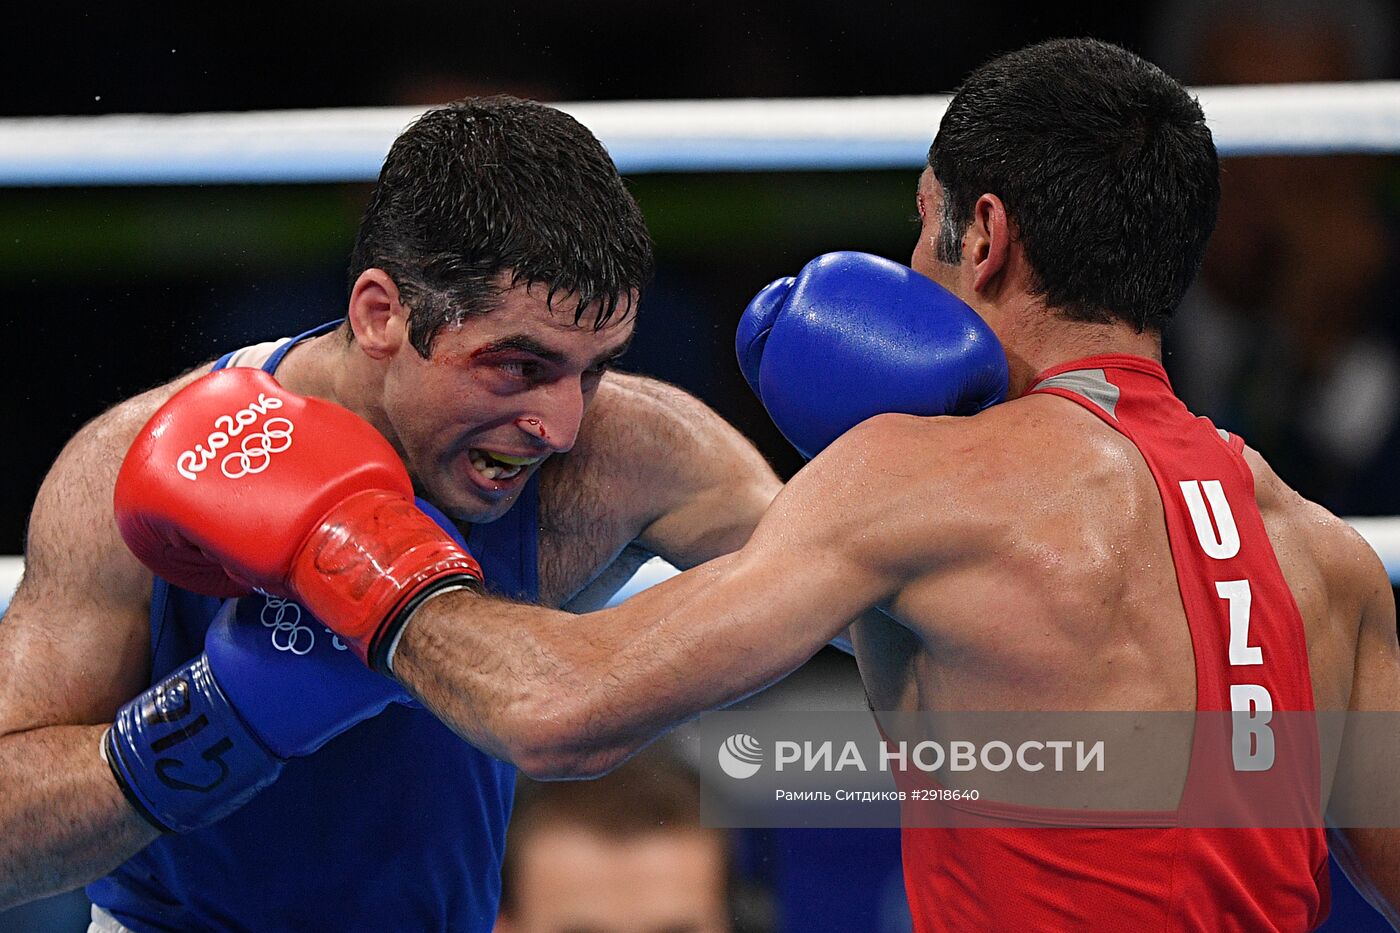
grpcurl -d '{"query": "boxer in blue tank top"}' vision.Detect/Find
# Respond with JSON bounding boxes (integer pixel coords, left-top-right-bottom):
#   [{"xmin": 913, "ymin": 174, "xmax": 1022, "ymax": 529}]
[
  {"xmin": 88, "ymin": 324, "xmax": 528, "ymax": 931},
  {"xmin": 1, "ymin": 98, "xmax": 781, "ymax": 932}
]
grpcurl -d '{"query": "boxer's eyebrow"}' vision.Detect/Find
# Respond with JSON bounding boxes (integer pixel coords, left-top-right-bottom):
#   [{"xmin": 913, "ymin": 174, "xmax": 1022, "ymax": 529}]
[
  {"xmin": 473, "ymin": 333, "xmax": 633, "ymax": 370},
  {"xmin": 472, "ymin": 336, "xmax": 566, "ymax": 364}
]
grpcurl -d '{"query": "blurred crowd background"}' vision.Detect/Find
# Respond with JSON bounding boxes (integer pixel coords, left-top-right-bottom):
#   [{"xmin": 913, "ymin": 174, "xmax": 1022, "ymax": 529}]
[{"xmin": 2, "ymin": 0, "xmax": 1398, "ymax": 930}]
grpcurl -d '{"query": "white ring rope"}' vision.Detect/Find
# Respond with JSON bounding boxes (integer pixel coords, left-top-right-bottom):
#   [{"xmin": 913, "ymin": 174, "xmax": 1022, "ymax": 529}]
[{"xmin": 0, "ymin": 82, "xmax": 1397, "ymax": 185}]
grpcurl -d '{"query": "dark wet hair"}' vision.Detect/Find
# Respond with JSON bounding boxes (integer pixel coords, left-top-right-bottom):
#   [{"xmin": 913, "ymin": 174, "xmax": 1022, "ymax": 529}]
[
  {"xmin": 349, "ymin": 96, "xmax": 655, "ymax": 356},
  {"xmin": 932, "ymin": 38, "xmax": 1220, "ymax": 332}
]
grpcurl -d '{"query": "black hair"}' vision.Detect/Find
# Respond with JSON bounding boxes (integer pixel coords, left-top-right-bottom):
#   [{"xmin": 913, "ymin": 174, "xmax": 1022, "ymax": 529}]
[
  {"xmin": 932, "ymin": 38, "xmax": 1220, "ymax": 332},
  {"xmin": 349, "ymin": 96, "xmax": 655, "ymax": 356}
]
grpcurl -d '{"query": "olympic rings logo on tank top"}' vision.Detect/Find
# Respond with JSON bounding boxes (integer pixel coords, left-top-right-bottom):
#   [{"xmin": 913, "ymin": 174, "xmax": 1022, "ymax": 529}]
[
  {"xmin": 260, "ymin": 595, "xmax": 316, "ymax": 655},
  {"xmin": 175, "ymin": 392, "xmax": 294, "ymax": 481}
]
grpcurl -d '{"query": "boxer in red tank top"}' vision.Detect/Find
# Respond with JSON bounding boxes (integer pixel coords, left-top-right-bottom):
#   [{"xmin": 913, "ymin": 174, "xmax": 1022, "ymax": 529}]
[
  {"xmin": 851, "ymin": 36, "xmax": 1399, "ymax": 926},
  {"xmin": 894, "ymin": 356, "xmax": 1331, "ymax": 931}
]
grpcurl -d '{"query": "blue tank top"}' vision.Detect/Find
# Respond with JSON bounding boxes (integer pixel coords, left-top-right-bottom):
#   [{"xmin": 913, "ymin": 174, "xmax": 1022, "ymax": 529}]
[{"xmin": 88, "ymin": 322, "xmax": 536, "ymax": 932}]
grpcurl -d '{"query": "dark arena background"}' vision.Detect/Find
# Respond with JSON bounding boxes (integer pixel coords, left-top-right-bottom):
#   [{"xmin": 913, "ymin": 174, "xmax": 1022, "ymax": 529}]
[{"xmin": 2, "ymin": 1, "xmax": 1399, "ymax": 930}]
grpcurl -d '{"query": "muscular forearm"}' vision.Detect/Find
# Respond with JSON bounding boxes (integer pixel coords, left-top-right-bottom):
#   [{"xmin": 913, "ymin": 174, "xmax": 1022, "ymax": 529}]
[
  {"xmin": 0, "ymin": 725, "xmax": 160, "ymax": 909},
  {"xmin": 393, "ymin": 553, "xmax": 845, "ymax": 779}
]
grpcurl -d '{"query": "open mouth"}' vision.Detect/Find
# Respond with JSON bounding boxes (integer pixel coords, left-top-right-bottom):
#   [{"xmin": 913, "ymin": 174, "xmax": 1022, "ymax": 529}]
[{"xmin": 467, "ymin": 448, "xmax": 545, "ymax": 482}]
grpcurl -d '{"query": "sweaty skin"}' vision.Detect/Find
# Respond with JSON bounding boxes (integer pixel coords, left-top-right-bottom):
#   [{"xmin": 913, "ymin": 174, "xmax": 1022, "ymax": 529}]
[
  {"xmin": 389, "ymin": 173, "xmax": 1400, "ymax": 916},
  {"xmin": 0, "ymin": 276, "xmax": 780, "ymax": 909}
]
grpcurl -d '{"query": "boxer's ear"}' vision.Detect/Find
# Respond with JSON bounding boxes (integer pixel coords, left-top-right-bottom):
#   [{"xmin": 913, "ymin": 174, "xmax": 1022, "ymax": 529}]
[
  {"xmin": 347, "ymin": 269, "xmax": 409, "ymax": 360},
  {"xmin": 969, "ymin": 193, "xmax": 1011, "ymax": 293}
]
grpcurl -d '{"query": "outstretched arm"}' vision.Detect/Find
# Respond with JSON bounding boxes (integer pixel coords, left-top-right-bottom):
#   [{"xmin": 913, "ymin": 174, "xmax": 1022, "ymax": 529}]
[{"xmin": 393, "ymin": 414, "xmax": 945, "ymax": 779}]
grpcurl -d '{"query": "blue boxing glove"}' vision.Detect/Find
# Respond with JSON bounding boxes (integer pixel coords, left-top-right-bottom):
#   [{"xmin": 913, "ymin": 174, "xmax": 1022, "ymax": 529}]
[
  {"xmin": 736, "ymin": 251, "xmax": 1008, "ymax": 458},
  {"xmin": 104, "ymin": 498, "xmax": 466, "ymax": 833}
]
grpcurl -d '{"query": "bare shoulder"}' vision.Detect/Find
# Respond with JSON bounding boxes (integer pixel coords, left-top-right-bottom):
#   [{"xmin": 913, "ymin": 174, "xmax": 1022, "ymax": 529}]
[
  {"xmin": 575, "ymin": 371, "xmax": 770, "ymax": 477},
  {"xmin": 787, "ymin": 395, "xmax": 1128, "ymax": 572},
  {"xmin": 539, "ymin": 372, "xmax": 779, "ymax": 595},
  {"xmin": 1242, "ymin": 443, "xmax": 1387, "ymax": 610},
  {"xmin": 0, "ymin": 368, "xmax": 208, "ymax": 732},
  {"xmin": 24, "ymin": 372, "xmax": 202, "ymax": 605},
  {"xmin": 539, "ymin": 371, "xmax": 728, "ymax": 535},
  {"xmin": 775, "ymin": 404, "xmax": 1036, "ymax": 570},
  {"xmin": 824, "ymin": 395, "xmax": 1090, "ymax": 495}
]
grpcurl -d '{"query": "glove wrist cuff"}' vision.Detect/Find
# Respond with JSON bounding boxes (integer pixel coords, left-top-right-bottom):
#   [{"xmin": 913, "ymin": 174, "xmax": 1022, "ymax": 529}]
[
  {"xmin": 371, "ymin": 576, "xmax": 482, "ymax": 676},
  {"xmin": 290, "ymin": 490, "xmax": 484, "ymax": 664},
  {"xmin": 106, "ymin": 654, "xmax": 282, "ymax": 834}
]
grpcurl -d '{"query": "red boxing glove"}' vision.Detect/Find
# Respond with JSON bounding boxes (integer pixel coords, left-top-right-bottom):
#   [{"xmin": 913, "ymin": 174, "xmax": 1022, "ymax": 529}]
[{"xmin": 114, "ymin": 368, "xmax": 482, "ymax": 671}]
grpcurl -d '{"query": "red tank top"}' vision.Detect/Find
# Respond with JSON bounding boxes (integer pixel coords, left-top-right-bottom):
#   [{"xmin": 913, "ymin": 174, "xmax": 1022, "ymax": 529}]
[{"xmin": 897, "ymin": 355, "xmax": 1329, "ymax": 932}]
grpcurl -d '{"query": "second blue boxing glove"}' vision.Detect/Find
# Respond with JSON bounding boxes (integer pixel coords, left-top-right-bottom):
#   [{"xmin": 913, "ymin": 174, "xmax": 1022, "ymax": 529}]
[{"xmin": 105, "ymin": 498, "xmax": 465, "ymax": 833}]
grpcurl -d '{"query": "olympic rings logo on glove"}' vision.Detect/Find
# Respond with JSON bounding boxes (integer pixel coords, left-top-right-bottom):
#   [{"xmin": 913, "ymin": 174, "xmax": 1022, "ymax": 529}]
[
  {"xmin": 176, "ymin": 392, "xmax": 290, "ymax": 481},
  {"xmin": 260, "ymin": 595, "xmax": 315, "ymax": 655},
  {"xmin": 219, "ymin": 418, "xmax": 294, "ymax": 479}
]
